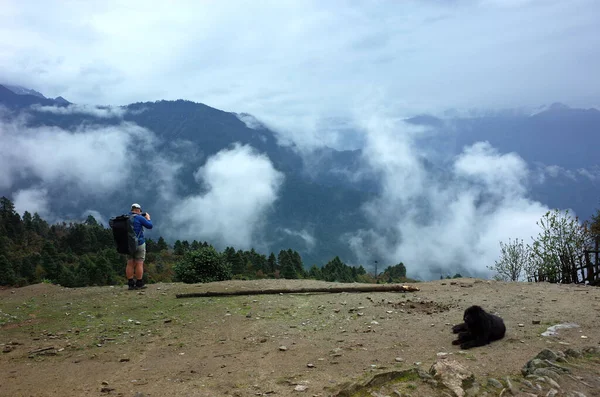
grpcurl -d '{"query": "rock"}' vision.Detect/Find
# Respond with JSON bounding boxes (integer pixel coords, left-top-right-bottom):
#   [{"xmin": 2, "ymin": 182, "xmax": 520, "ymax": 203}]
[
  {"xmin": 582, "ymin": 347, "xmax": 600, "ymax": 355},
  {"xmin": 533, "ymin": 368, "xmax": 560, "ymax": 381},
  {"xmin": 518, "ymin": 324, "xmax": 525, "ymax": 327},
  {"xmin": 570, "ymin": 392, "xmax": 587, "ymax": 397},
  {"xmin": 101, "ymin": 381, "xmax": 109, "ymax": 385},
  {"xmin": 505, "ymin": 377, "xmax": 518, "ymax": 395},
  {"xmin": 564, "ymin": 348, "xmax": 582, "ymax": 358},
  {"xmin": 395, "ymin": 357, "xmax": 404, "ymax": 362},
  {"xmin": 536, "ymin": 349, "xmax": 559, "ymax": 362},
  {"xmin": 307, "ymin": 363, "xmax": 314, "ymax": 368},
  {"xmin": 279, "ymin": 346, "xmax": 287, "ymax": 351},
  {"xmin": 465, "ymin": 382, "xmax": 480, "ymax": 396},
  {"xmin": 545, "ymin": 377, "xmax": 561, "ymax": 390},
  {"xmin": 119, "ymin": 358, "xmax": 130, "ymax": 362},
  {"xmin": 522, "ymin": 358, "xmax": 549, "ymax": 376},
  {"xmin": 100, "ymin": 387, "xmax": 114, "ymax": 393},
  {"xmin": 2, "ymin": 345, "xmax": 14, "ymax": 353},
  {"xmin": 294, "ymin": 384, "xmax": 308, "ymax": 392},
  {"xmin": 430, "ymin": 359, "xmax": 474, "ymax": 397},
  {"xmin": 546, "ymin": 389, "xmax": 558, "ymax": 397},
  {"xmin": 532, "ymin": 320, "xmax": 541, "ymax": 324},
  {"xmin": 520, "ymin": 379, "xmax": 536, "ymax": 390},
  {"xmin": 487, "ymin": 378, "xmax": 503, "ymax": 389}
]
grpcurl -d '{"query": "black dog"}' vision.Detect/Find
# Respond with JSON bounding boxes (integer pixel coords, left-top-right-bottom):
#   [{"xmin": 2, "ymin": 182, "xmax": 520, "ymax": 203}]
[{"xmin": 451, "ymin": 305, "xmax": 506, "ymax": 349}]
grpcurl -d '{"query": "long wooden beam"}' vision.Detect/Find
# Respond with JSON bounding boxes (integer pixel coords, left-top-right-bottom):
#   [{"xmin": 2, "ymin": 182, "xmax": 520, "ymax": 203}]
[{"xmin": 175, "ymin": 284, "xmax": 420, "ymax": 298}]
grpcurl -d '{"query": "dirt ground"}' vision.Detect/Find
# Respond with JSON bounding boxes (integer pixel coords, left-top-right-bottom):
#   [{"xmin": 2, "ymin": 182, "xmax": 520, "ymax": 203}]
[{"xmin": 1, "ymin": 278, "xmax": 599, "ymax": 397}]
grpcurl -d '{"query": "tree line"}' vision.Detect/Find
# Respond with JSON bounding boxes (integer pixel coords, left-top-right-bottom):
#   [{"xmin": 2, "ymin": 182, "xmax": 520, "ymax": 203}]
[{"xmin": 0, "ymin": 197, "xmax": 410, "ymax": 287}]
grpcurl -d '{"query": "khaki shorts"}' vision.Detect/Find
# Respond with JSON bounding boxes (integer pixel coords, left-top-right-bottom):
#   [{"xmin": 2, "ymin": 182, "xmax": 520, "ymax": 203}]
[{"xmin": 129, "ymin": 243, "xmax": 146, "ymax": 261}]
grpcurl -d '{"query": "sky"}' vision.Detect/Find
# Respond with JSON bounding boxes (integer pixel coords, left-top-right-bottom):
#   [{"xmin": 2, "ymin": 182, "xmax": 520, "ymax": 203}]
[
  {"xmin": 1, "ymin": 0, "xmax": 599, "ymax": 279},
  {"xmin": 1, "ymin": 0, "xmax": 599, "ymax": 147}
]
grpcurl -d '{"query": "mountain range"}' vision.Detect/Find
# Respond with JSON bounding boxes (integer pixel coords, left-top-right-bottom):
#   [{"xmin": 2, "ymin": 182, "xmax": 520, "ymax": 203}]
[{"xmin": 1, "ymin": 83, "xmax": 599, "ymax": 279}]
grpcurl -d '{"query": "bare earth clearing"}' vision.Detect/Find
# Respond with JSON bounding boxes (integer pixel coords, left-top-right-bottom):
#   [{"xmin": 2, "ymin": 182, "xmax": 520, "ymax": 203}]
[{"xmin": 1, "ymin": 279, "xmax": 599, "ymax": 397}]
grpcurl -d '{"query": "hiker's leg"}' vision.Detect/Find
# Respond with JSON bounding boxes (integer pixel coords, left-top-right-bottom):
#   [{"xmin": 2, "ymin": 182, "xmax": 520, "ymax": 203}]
[
  {"xmin": 126, "ymin": 259, "xmax": 135, "ymax": 279},
  {"xmin": 135, "ymin": 259, "xmax": 144, "ymax": 280}
]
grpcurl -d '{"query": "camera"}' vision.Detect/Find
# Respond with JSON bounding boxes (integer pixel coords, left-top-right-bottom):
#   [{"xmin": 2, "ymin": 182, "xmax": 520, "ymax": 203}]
[{"xmin": 141, "ymin": 212, "xmax": 147, "ymax": 217}]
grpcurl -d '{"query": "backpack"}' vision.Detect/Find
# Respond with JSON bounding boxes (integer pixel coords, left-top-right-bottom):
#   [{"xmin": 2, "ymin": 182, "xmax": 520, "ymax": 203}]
[{"xmin": 109, "ymin": 214, "xmax": 139, "ymax": 255}]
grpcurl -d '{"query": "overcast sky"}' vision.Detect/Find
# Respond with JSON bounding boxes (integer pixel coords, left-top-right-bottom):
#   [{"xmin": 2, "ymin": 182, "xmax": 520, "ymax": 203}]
[
  {"xmin": 1, "ymin": 0, "xmax": 599, "ymax": 129},
  {"xmin": 1, "ymin": 0, "xmax": 598, "ymax": 278}
]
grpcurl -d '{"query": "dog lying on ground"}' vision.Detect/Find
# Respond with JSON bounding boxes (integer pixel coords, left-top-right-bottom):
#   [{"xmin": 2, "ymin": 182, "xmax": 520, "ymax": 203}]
[{"xmin": 451, "ymin": 305, "xmax": 506, "ymax": 349}]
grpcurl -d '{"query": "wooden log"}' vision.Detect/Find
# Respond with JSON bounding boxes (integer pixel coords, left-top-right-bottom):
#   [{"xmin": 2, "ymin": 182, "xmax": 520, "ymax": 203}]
[{"xmin": 175, "ymin": 284, "xmax": 420, "ymax": 298}]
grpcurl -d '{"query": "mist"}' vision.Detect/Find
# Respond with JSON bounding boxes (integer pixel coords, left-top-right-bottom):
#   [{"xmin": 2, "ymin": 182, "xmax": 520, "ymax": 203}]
[{"xmin": 345, "ymin": 112, "xmax": 549, "ymax": 280}]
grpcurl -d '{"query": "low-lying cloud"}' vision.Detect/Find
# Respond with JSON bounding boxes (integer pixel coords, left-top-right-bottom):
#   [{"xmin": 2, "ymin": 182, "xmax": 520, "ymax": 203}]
[
  {"xmin": 12, "ymin": 187, "xmax": 51, "ymax": 218},
  {"xmin": 345, "ymin": 112, "xmax": 550, "ymax": 280},
  {"xmin": 32, "ymin": 104, "xmax": 127, "ymax": 118},
  {"xmin": 167, "ymin": 143, "xmax": 284, "ymax": 249},
  {"xmin": 0, "ymin": 117, "xmax": 153, "ymax": 194}
]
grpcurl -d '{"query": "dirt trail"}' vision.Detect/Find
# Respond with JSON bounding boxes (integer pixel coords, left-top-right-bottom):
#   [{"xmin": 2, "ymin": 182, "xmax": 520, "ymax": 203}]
[{"xmin": 1, "ymin": 279, "xmax": 599, "ymax": 396}]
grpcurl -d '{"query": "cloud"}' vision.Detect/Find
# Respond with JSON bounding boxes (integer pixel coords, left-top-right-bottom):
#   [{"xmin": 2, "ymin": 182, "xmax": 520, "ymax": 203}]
[
  {"xmin": 12, "ymin": 187, "xmax": 50, "ymax": 218},
  {"xmin": 82, "ymin": 209, "xmax": 108, "ymax": 227},
  {"xmin": 345, "ymin": 112, "xmax": 550, "ymax": 280},
  {"xmin": 167, "ymin": 143, "xmax": 284, "ymax": 249},
  {"xmin": 280, "ymin": 228, "xmax": 316, "ymax": 251},
  {"xmin": 0, "ymin": 0, "xmax": 598, "ymax": 150},
  {"xmin": 0, "ymin": 117, "xmax": 154, "ymax": 194},
  {"xmin": 32, "ymin": 104, "xmax": 126, "ymax": 118}
]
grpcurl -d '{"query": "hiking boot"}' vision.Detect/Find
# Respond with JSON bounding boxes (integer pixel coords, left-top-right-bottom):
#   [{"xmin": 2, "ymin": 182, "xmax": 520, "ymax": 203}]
[
  {"xmin": 127, "ymin": 279, "xmax": 136, "ymax": 290},
  {"xmin": 135, "ymin": 280, "xmax": 147, "ymax": 290}
]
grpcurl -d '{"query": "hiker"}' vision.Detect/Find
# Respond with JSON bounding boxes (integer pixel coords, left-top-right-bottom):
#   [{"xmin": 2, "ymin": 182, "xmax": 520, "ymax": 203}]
[{"xmin": 126, "ymin": 203, "xmax": 153, "ymax": 290}]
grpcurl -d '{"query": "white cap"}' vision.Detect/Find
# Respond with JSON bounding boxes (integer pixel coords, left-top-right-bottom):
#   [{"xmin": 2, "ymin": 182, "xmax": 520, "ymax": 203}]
[{"xmin": 131, "ymin": 203, "xmax": 141, "ymax": 209}]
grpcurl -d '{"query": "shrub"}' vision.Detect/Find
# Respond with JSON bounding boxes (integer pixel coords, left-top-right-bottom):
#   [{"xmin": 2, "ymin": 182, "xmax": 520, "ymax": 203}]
[{"xmin": 174, "ymin": 246, "xmax": 232, "ymax": 283}]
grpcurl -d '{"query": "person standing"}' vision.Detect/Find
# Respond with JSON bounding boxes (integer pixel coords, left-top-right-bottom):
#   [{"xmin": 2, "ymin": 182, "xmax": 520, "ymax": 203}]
[{"xmin": 126, "ymin": 203, "xmax": 153, "ymax": 290}]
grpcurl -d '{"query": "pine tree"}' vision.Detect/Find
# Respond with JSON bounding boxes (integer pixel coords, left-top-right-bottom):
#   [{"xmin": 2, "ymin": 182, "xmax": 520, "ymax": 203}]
[{"xmin": 157, "ymin": 236, "xmax": 169, "ymax": 251}]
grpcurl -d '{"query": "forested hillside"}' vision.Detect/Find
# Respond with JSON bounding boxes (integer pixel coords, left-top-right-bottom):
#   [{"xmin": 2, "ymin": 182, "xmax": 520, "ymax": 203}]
[{"xmin": 0, "ymin": 197, "xmax": 411, "ymax": 287}]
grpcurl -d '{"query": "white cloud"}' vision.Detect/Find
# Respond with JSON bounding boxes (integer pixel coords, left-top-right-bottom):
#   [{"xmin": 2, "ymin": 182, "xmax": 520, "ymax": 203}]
[
  {"xmin": 12, "ymin": 187, "xmax": 50, "ymax": 218},
  {"xmin": 167, "ymin": 144, "xmax": 284, "ymax": 249},
  {"xmin": 32, "ymin": 104, "xmax": 126, "ymax": 118},
  {"xmin": 345, "ymin": 112, "xmax": 550, "ymax": 280},
  {"xmin": 0, "ymin": 118, "xmax": 154, "ymax": 193},
  {"xmin": 0, "ymin": 0, "xmax": 598, "ymax": 150},
  {"xmin": 82, "ymin": 209, "xmax": 108, "ymax": 227},
  {"xmin": 281, "ymin": 228, "xmax": 316, "ymax": 251}
]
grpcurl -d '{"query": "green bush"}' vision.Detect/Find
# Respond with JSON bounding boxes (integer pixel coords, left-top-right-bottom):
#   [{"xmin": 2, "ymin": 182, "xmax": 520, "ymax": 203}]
[{"xmin": 174, "ymin": 246, "xmax": 232, "ymax": 283}]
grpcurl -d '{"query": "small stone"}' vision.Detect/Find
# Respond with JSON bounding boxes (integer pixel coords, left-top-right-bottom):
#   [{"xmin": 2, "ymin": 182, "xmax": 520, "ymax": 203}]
[
  {"xmin": 370, "ymin": 321, "xmax": 379, "ymax": 325},
  {"xmin": 546, "ymin": 388, "xmax": 558, "ymax": 397},
  {"xmin": 580, "ymin": 335, "xmax": 588, "ymax": 339},
  {"xmin": 134, "ymin": 321, "xmax": 141, "ymax": 325},
  {"xmin": 506, "ymin": 377, "xmax": 518, "ymax": 395},
  {"xmin": 437, "ymin": 352, "xmax": 449, "ymax": 358},
  {"xmin": 101, "ymin": 381, "xmax": 109, "ymax": 385},
  {"xmin": 532, "ymin": 320, "xmax": 541, "ymax": 324},
  {"xmin": 536, "ymin": 349, "xmax": 559, "ymax": 362},
  {"xmin": 2, "ymin": 346, "xmax": 14, "ymax": 353},
  {"xmin": 279, "ymin": 346, "xmax": 287, "ymax": 351},
  {"xmin": 564, "ymin": 348, "xmax": 582, "ymax": 358},
  {"xmin": 307, "ymin": 363, "xmax": 314, "ymax": 368},
  {"xmin": 100, "ymin": 387, "xmax": 115, "ymax": 393},
  {"xmin": 164, "ymin": 319, "xmax": 172, "ymax": 323},
  {"xmin": 487, "ymin": 378, "xmax": 503, "ymax": 388},
  {"xmin": 119, "ymin": 358, "xmax": 130, "ymax": 362},
  {"xmin": 294, "ymin": 384, "xmax": 308, "ymax": 391},
  {"xmin": 395, "ymin": 357, "xmax": 404, "ymax": 362},
  {"xmin": 518, "ymin": 323, "xmax": 525, "ymax": 327}
]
